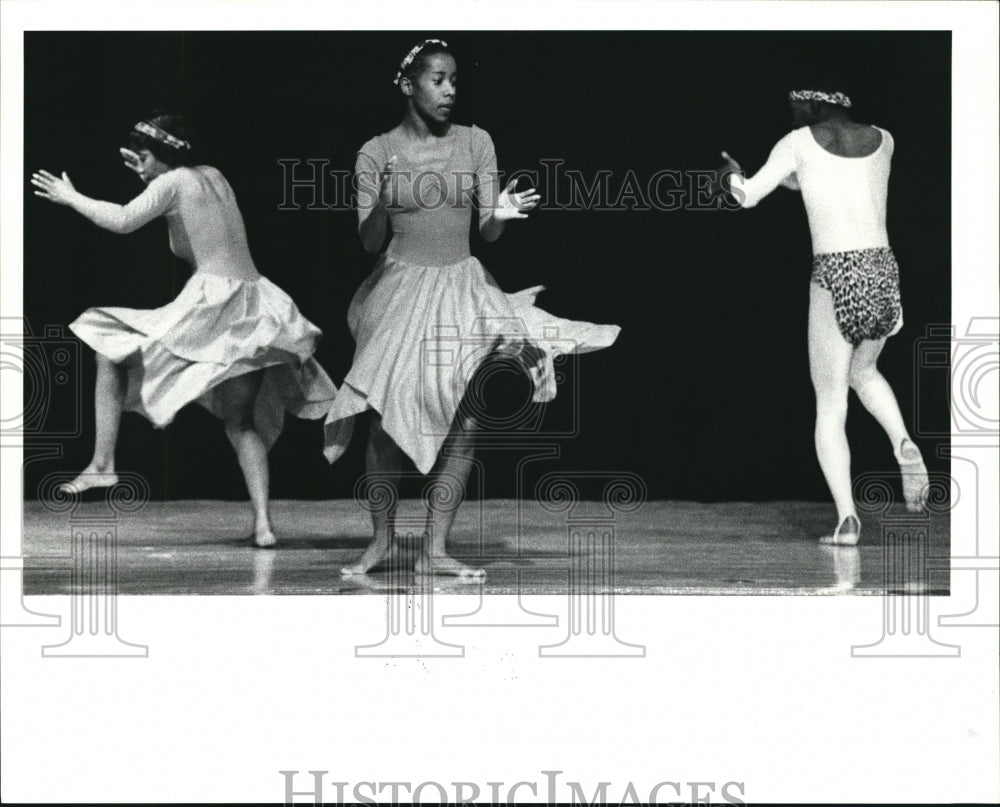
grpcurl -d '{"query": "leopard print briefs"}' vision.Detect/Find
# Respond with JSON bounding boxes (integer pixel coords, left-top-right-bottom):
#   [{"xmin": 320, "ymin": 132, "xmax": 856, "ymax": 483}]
[{"xmin": 811, "ymin": 247, "xmax": 903, "ymax": 347}]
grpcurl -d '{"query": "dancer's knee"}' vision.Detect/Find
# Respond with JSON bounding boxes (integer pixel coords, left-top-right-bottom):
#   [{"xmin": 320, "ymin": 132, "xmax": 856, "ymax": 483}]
[
  {"xmin": 815, "ymin": 391, "xmax": 849, "ymax": 423},
  {"xmin": 221, "ymin": 400, "xmax": 255, "ymax": 433},
  {"xmin": 94, "ymin": 353, "xmax": 121, "ymax": 373},
  {"xmin": 848, "ymin": 364, "xmax": 879, "ymax": 391}
]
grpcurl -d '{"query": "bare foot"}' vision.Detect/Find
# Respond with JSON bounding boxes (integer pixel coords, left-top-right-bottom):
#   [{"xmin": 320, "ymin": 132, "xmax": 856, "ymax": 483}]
[
  {"xmin": 341, "ymin": 536, "xmax": 393, "ymax": 576},
  {"xmin": 58, "ymin": 468, "xmax": 119, "ymax": 495},
  {"xmin": 819, "ymin": 514, "xmax": 861, "ymax": 546},
  {"xmin": 898, "ymin": 439, "xmax": 929, "ymax": 512},
  {"xmin": 415, "ymin": 551, "xmax": 485, "ymax": 578}
]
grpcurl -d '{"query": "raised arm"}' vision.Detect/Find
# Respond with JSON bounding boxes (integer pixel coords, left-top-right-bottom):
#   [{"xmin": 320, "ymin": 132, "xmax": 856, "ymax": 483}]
[
  {"xmin": 473, "ymin": 127, "xmax": 504, "ymax": 242},
  {"xmin": 473, "ymin": 126, "xmax": 540, "ymax": 242},
  {"xmin": 32, "ymin": 169, "xmax": 178, "ymax": 233},
  {"xmin": 724, "ymin": 131, "xmax": 800, "ymax": 208}
]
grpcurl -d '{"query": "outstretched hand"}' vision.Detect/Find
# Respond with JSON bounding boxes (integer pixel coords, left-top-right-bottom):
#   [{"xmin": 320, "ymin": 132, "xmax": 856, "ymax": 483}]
[
  {"xmin": 120, "ymin": 148, "xmax": 146, "ymax": 180},
  {"xmin": 495, "ymin": 178, "xmax": 541, "ymax": 222},
  {"xmin": 720, "ymin": 150, "xmax": 742, "ymax": 175},
  {"xmin": 31, "ymin": 170, "xmax": 78, "ymax": 206},
  {"xmin": 709, "ymin": 150, "xmax": 743, "ymax": 197}
]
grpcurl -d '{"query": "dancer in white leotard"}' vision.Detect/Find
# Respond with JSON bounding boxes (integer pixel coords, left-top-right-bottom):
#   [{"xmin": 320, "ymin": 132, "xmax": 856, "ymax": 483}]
[{"xmin": 717, "ymin": 87, "xmax": 929, "ymax": 545}]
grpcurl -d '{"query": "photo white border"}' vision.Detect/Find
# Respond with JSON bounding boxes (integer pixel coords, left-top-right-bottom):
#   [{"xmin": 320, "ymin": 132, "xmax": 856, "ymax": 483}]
[{"xmin": 2, "ymin": 1, "xmax": 998, "ymax": 803}]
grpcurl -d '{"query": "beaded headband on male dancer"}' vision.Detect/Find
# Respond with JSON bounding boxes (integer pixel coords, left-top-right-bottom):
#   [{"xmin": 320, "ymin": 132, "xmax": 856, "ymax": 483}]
[
  {"xmin": 788, "ymin": 89, "xmax": 852, "ymax": 108},
  {"xmin": 393, "ymin": 39, "xmax": 449, "ymax": 85},
  {"xmin": 133, "ymin": 120, "xmax": 191, "ymax": 150}
]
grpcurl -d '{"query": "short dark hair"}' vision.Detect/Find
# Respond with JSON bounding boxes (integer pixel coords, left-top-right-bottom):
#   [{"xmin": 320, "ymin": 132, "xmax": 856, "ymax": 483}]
[{"xmin": 128, "ymin": 111, "xmax": 194, "ymax": 167}]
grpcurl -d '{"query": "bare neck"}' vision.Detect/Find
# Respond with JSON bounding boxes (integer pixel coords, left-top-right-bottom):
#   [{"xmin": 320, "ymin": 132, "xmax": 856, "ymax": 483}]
[{"xmin": 400, "ymin": 107, "xmax": 451, "ymax": 141}]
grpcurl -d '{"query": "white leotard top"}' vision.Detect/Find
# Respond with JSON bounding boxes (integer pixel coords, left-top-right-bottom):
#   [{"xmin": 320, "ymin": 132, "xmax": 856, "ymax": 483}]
[{"xmin": 728, "ymin": 125, "xmax": 894, "ymax": 255}]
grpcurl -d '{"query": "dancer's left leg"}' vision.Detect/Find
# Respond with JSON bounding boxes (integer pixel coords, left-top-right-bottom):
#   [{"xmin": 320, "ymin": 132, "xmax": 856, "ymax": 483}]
[
  {"xmin": 59, "ymin": 353, "xmax": 127, "ymax": 494},
  {"xmin": 416, "ymin": 414, "xmax": 485, "ymax": 577},
  {"xmin": 341, "ymin": 414, "xmax": 405, "ymax": 575},
  {"xmin": 849, "ymin": 337, "xmax": 928, "ymax": 511},
  {"xmin": 217, "ymin": 371, "xmax": 274, "ymax": 547}
]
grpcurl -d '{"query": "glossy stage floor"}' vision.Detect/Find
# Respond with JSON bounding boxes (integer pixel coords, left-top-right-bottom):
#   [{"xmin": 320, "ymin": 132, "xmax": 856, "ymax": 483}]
[{"xmin": 22, "ymin": 499, "xmax": 950, "ymax": 596}]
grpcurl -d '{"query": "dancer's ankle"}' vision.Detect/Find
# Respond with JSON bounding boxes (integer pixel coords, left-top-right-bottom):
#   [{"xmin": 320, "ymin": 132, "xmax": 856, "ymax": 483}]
[
  {"xmin": 87, "ymin": 459, "xmax": 115, "ymax": 474},
  {"xmin": 820, "ymin": 513, "xmax": 861, "ymax": 545},
  {"xmin": 896, "ymin": 438, "xmax": 922, "ymax": 464},
  {"xmin": 838, "ymin": 514, "xmax": 860, "ymax": 534}
]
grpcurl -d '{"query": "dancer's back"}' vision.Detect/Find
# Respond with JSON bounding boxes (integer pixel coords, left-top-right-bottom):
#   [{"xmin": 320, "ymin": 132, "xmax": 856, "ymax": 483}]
[{"xmin": 162, "ymin": 166, "xmax": 260, "ymax": 281}]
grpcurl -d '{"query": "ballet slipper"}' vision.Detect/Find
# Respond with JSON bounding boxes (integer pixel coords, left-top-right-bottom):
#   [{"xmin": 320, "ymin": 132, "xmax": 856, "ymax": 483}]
[
  {"xmin": 57, "ymin": 470, "xmax": 119, "ymax": 495},
  {"xmin": 819, "ymin": 514, "xmax": 861, "ymax": 546},
  {"xmin": 897, "ymin": 439, "xmax": 929, "ymax": 513}
]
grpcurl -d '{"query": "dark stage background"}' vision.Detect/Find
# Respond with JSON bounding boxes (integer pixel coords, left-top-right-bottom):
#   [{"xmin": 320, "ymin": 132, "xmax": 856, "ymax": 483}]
[{"xmin": 22, "ymin": 31, "xmax": 951, "ymax": 502}]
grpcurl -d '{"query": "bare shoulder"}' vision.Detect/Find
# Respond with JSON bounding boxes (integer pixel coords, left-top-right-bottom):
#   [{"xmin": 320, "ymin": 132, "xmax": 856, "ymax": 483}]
[
  {"xmin": 856, "ymin": 123, "xmax": 885, "ymax": 148},
  {"xmin": 806, "ymin": 123, "xmax": 835, "ymax": 149},
  {"xmin": 808, "ymin": 122, "xmax": 884, "ymax": 157},
  {"xmin": 870, "ymin": 124, "xmax": 893, "ymax": 146}
]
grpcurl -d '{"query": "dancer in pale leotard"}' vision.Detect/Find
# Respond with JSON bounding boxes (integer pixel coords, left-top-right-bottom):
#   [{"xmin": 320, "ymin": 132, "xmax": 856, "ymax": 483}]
[
  {"xmin": 32, "ymin": 112, "xmax": 336, "ymax": 548},
  {"xmin": 324, "ymin": 40, "xmax": 620, "ymax": 575},
  {"xmin": 716, "ymin": 86, "xmax": 929, "ymax": 545}
]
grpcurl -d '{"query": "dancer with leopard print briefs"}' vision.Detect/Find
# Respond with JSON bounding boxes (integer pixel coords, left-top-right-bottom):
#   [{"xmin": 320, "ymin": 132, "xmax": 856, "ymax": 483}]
[{"xmin": 714, "ymin": 84, "xmax": 929, "ymax": 545}]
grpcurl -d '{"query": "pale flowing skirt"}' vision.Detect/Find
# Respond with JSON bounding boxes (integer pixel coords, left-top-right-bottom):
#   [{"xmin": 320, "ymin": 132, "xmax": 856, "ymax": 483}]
[
  {"xmin": 70, "ymin": 272, "xmax": 337, "ymax": 449},
  {"xmin": 323, "ymin": 254, "xmax": 620, "ymax": 474}
]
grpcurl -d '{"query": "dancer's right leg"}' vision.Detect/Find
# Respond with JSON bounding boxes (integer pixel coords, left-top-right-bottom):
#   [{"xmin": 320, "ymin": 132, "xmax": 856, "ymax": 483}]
[
  {"xmin": 60, "ymin": 353, "xmax": 125, "ymax": 493},
  {"xmin": 341, "ymin": 413, "xmax": 404, "ymax": 575},
  {"xmin": 808, "ymin": 284, "xmax": 860, "ymax": 544},
  {"xmin": 217, "ymin": 371, "xmax": 274, "ymax": 547}
]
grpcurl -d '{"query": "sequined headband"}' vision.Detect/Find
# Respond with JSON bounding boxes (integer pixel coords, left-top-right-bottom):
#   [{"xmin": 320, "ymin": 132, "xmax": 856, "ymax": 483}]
[
  {"xmin": 788, "ymin": 89, "xmax": 852, "ymax": 108},
  {"xmin": 133, "ymin": 121, "xmax": 191, "ymax": 150},
  {"xmin": 393, "ymin": 39, "xmax": 448, "ymax": 85}
]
